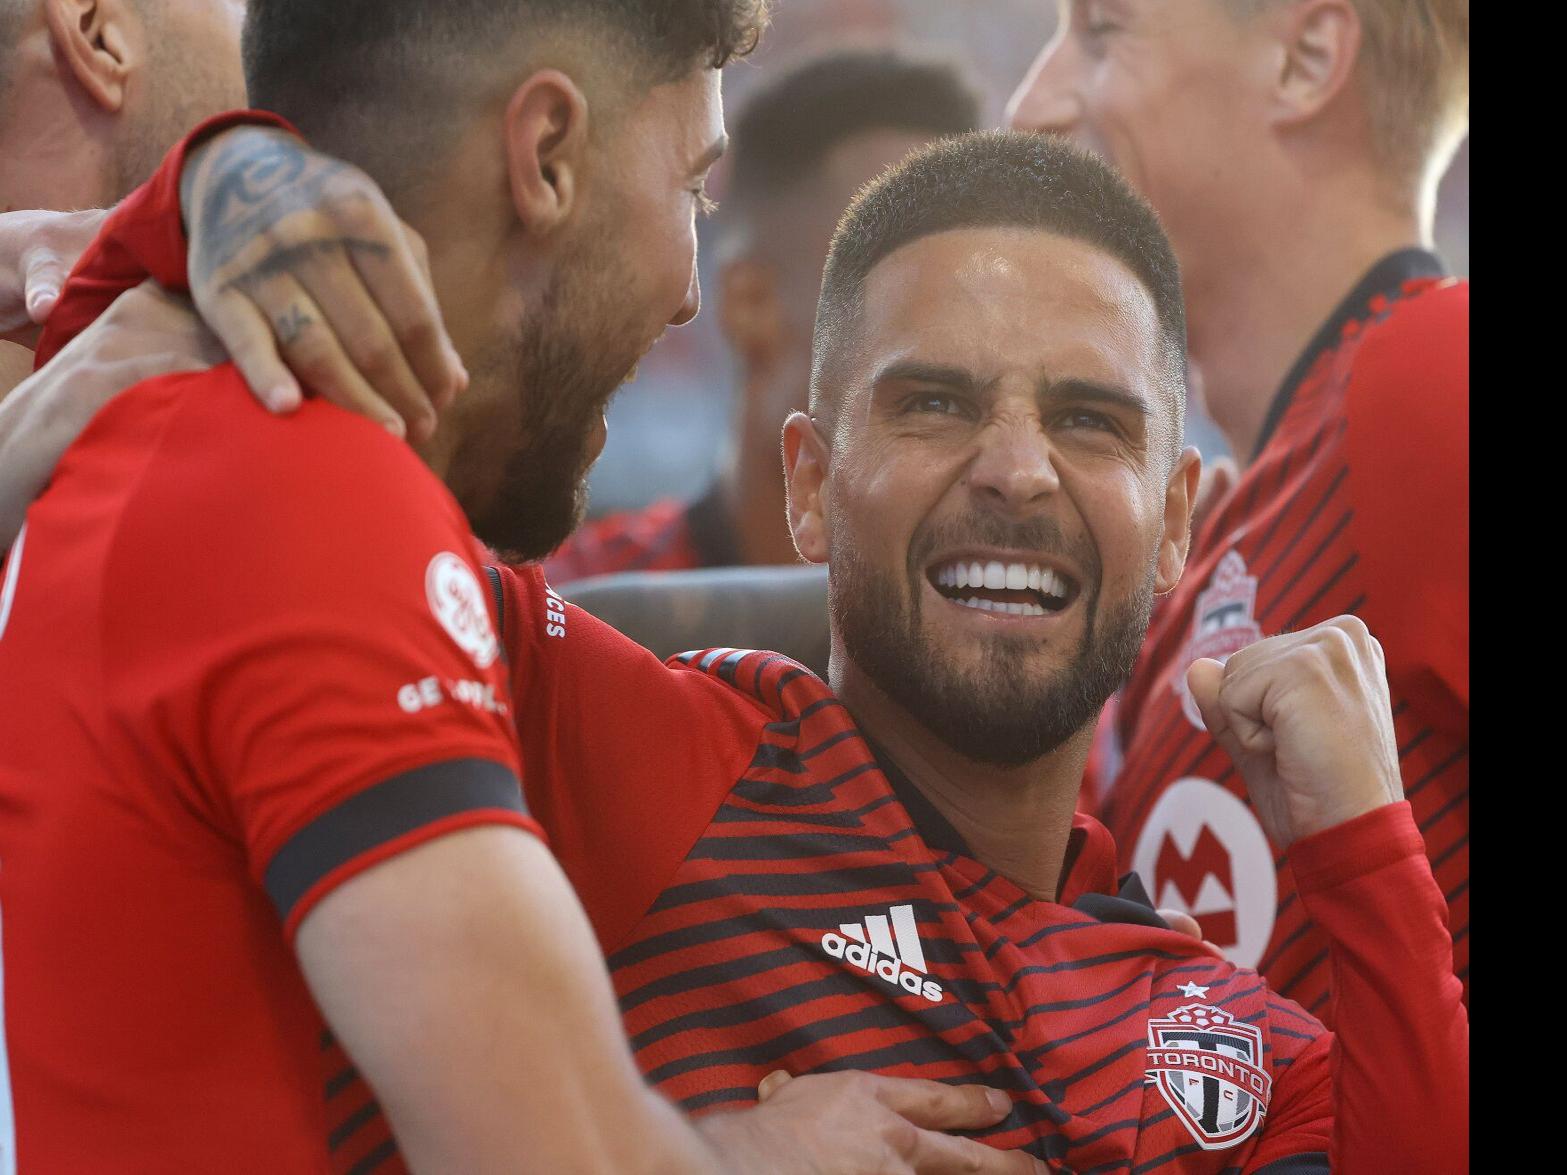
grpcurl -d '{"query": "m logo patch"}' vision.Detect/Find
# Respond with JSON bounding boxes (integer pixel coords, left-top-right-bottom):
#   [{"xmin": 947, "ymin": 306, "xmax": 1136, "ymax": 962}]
[{"xmin": 1145, "ymin": 1003, "xmax": 1271, "ymax": 1150}]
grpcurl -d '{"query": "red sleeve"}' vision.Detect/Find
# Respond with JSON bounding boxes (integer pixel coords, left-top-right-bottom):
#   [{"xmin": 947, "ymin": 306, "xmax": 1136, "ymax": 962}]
[
  {"xmin": 1242, "ymin": 1005, "xmax": 1332, "ymax": 1172},
  {"xmin": 102, "ymin": 370, "xmax": 539, "ymax": 940},
  {"xmin": 1288, "ymin": 802, "xmax": 1468, "ymax": 1174},
  {"xmin": 498, "ymin": 564, "xmax": 764, "ymax": 952},
  {"xmin": 1342, "ymin": 283, "xmax": 1469, "ymax": 733},
  {"xmin": 34, "ymin": 109, "xmax": 299, "ymax": 368}
]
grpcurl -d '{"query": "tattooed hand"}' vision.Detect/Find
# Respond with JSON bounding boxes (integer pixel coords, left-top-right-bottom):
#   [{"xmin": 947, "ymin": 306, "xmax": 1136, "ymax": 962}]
[
  {"xmin": 0, "ymin": 208, "xmax": 109, "ymax": 348},
  {"xmin": 180, "ymin": 126, "xmax": 467, "ymax": 440}
]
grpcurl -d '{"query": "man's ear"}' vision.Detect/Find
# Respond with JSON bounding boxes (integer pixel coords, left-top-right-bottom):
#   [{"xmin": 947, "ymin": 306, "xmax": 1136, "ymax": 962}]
[
  {"xmin": 783, "ymin": 411, "xmax": 831, "ymax": 564},
  {"xmin": 718, "ymin": 256, "xmax": 786, "ymax": 376},
  {"xmin": 44, "ymin": 0, "xmax": 138, "ymax": 113},
  {"xmin": 1156, "ymin": 446, "xmax": 1203, "ymax": 594},
  {"xmin": 502, "ymin": 70, "xmax": 591, "ymax": 236},
  {"xmin": 1271, "ymin": 0, "xmax": 1361, "ymax": 128}
]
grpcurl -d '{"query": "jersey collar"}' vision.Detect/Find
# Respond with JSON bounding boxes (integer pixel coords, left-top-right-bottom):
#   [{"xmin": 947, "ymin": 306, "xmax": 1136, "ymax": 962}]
[{"xmin": 1250, "ymin": 247, "xmax": 1448, "ymax": 461}]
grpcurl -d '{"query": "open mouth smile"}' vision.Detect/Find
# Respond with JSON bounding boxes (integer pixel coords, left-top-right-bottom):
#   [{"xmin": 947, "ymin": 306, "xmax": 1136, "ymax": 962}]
[{"xmin": 925, "ymin": 555, "xmax": 1082, "ymax": 619}]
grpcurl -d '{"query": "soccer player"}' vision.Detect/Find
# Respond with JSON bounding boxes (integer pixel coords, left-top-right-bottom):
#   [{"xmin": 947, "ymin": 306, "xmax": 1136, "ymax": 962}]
[
  {"xmin": 17, "ymin": 129, "xmax": 1466, "ymax": 1171},
  {"xmin": 542, "ymin": 50, "xmax": 981, "ymax": 583},
  {"xmin": 1007, "ymin": 0, "xmax": 1469, "ymax": 1009},
  {"xmin": 0, "ymin": 2, "xmax": 1049, "ymax": 1171}
]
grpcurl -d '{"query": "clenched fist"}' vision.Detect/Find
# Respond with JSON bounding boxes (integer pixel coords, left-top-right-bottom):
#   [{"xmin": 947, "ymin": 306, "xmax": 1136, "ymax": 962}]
[{"xmin": 1185, "ymin": 616, "xmax": 1403, "ymax": 850}]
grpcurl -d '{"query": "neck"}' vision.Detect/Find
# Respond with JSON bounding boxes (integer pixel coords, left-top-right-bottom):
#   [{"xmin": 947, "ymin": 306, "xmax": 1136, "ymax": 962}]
[
  {"xmin": 830, "ymin": 646, "xmax": 1089, "ymax": 902},
  {"xmin": 0, "ymin": 86, "xmax": 115, "ymax": 212},
  {"xmin": 1185, "ymin": 167, "xmax": 1430, "ymax": 465}
]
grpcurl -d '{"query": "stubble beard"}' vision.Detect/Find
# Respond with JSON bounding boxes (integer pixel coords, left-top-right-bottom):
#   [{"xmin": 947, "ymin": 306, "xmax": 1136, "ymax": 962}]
[
  {"xmin": 463, "ymin": 228, "xmax": 655, "ymax": 563},
  {"xmin": 829, "ymin": 514, "xmax": 1157, "ymax": 769}
]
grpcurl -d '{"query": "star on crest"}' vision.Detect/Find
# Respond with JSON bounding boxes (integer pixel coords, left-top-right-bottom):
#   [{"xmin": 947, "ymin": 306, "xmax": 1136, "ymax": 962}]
[{"xmin": 1176, "ymin": 981, "xmax": 1210, "ymax": 999}]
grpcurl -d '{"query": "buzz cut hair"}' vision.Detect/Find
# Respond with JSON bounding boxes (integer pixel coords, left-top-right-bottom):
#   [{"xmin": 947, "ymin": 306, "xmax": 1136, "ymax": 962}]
[
  {"xmin": 809, "ymin": 130, "xmax": 1187, "ymax": 448},
  {"xmin": 1225, "ymin": 0, "xmax": 1469, "ymax": 188}
]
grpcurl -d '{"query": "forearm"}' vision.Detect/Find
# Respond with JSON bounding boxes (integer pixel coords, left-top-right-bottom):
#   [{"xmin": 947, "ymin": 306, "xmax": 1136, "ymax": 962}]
[
  {"xmin": 560, "ymin": 564, "xmax": 831, "ymax": 675},
  {"xmin": 297, "ymin": 826, "xmax": 723, "ymax": 1175},
  {"xmin": 1289, "ymin": 803, "xmax": 1468, "ymax": 1174},
  {"xmin": 0, "ymin": 350, "xmax": 85, "ymax": 547}
]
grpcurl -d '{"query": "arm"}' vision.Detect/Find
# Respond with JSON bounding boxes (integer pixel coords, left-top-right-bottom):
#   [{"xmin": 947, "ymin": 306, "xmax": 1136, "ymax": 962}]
[
  {"xmin": 1188, "ymin": 618, "xmax": 1467, "ymax": 1173},
  {"xmin": 298, "ymin": 825, "xmax": 722, "ymax": 1173},
  {"xmin": 559, "ymin": 564, "xmax": 831, "ymax": 675}
]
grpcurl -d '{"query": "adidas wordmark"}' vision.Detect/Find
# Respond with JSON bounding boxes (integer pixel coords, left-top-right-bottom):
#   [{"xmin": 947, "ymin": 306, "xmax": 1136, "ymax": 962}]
[{"xmin": 820, "ymin": 904, "xmax": 944, "ymax": 1003}]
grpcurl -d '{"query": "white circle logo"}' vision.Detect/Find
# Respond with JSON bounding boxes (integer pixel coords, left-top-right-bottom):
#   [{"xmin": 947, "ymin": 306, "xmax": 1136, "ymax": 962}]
[
  {"xmin": 425, "ymin": 553, "xmax": 498, "ymax": 670},
  {"xmin": 1131, "ymin": 778, "xmax": 1277, "ymax": 969}
]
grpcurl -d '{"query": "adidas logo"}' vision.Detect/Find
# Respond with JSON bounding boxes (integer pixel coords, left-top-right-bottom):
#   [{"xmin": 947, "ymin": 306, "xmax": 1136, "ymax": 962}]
[{"xmin": 821, "ymin": 904, "xmax": 944, "ymax": 1004}]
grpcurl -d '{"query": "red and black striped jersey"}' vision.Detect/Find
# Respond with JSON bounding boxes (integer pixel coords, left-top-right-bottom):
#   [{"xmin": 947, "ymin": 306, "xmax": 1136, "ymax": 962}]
[
  {"xmin": 1099, "ymin": 251, "xmax": 1469, "ymax": 1016},
  {"xmin": 486, "ymin": 564, "xmax": 1464, "ymax": 1171},
  {"xmin": 541, "ymin": 485, "xmax": 739, "ymax": 583}
]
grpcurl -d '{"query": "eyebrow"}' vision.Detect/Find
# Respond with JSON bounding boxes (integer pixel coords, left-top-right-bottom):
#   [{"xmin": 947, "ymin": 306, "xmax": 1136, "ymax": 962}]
[
  {"xmin": 872, "ymin": 360, "xmax": 999, "ymax": 398},
  {"xmin": 871, "ymin": 361, "xmax": 1150, "ymax": 417},
  {"xmin": 1041, "ymin": 377, "xmax": 1151, "ymax": 416},
  {"xmin": 692, "ymin": 134, "xmax": 729, "ymax": 176}
]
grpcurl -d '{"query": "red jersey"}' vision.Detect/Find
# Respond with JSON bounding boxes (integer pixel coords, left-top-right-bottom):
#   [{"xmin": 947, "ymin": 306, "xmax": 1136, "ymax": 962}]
[
  {"xmin": 492, "ymin": 564, "xmax": 1465, "ymax": 1173},
  {"xmin": 0, "ymin": 116, "xmax": 539, "ymax": 1172},
  {"xmin": 1100, "ymin": 252, "xmax": 1469, "ymax": 1016},
  {"xmin": 541, "ymin": 486, "xmax": 738, "ymax": 583}
]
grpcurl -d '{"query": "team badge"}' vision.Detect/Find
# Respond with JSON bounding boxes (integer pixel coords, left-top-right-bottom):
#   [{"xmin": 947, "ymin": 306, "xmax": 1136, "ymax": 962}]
[
  {"xmin": 1175, "ymin": 551, "xmax": 1262, "ymax": 729},
  {"xmin": 1145, "ymin": 1003, "xmax": 1271, "ymax": 1150},
  {"xmin": 425, "ymin": 552, "xmax": 499, "ymax": 669}
]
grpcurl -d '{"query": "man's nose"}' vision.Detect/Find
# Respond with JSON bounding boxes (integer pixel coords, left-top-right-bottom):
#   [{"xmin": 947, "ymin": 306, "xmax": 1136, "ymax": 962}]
[
  {"xmin": 1005, "ymin": 38, "xmax": 1082, "ymax": 136},
  {"xmin": 967, "ymin": 417, "xmax": 1061, "ymax": 511},
  {"xmin": 671, "ymin": 267, "xmax": 701, "ymax": 327}
]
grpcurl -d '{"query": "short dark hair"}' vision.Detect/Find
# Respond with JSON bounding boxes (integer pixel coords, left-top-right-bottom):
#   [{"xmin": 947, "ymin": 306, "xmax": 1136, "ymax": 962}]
[
  {"xmin": 727, "ymin": 49, "xmax": 981, "ymax": 212},
  {"xmin": 243, "ymin": 1, "xmax": 768, "ymax": 190},
  {"xmin": 811, "ymin": 130, "xmax": 1187, "ymax": 443}
]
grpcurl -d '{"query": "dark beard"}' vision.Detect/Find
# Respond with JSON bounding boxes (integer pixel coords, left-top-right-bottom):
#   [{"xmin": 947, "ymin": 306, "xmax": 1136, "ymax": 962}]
[
  {"xmin": 462, "ymin": 237, "xmax": 647, "ymax": 562},
  {"xmin": 830, "ymin": 511, "xmax": 1155, "ymax": 768}
]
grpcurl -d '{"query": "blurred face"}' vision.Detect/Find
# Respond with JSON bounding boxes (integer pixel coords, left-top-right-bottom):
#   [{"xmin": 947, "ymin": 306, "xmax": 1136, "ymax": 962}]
[
  {"xmin": 1005, "ymin": 1, "xmax": 1269, "ymax": 279},
  {"xmin": 808, "ymin": 228, "xmax": 1193, "ymax": 766},
  {"xmin": 466, "ymin": 68, "xmax": 725, "ymax": 559}
]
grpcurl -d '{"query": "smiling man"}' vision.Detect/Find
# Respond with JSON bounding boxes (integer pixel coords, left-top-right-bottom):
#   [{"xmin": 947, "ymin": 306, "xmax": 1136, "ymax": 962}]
[
  {"xmin": 0, "ymin": 1, "xmax": 1062, "ymax": 1172},
  {"xmin": 0, "ymin": 121, "xmax": 1463, "ymax": 1167}
]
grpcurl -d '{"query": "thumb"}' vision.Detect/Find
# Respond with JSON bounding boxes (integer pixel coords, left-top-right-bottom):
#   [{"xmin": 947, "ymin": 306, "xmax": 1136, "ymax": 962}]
[
  {"xmin": 1158, "ymin": 908, "xmax": 1204, "ymax": 941},
  {"xmin": 22, "ymin": 248, "xmax": 67, "ymax": 324},
  {"xmin": 757, "ymin": 1070, "xmax": 792, "ymax": 1102},
  {"xmin": 1185, "ymin": 658, "xmax": 1227, "ymax": 737}
]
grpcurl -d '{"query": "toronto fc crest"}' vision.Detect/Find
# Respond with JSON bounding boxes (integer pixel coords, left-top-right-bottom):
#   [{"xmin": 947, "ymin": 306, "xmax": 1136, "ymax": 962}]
[
  {"xmin": 1176, "ymin": 551, "xmax": 1263, "ymax": 729},
  {"xmin": 1145, "ymin": 1003, "xmax": 1272, "ymax": 1149}
]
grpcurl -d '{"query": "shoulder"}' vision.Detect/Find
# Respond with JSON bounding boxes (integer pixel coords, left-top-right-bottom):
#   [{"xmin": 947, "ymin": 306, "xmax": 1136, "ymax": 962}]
[
  {"xmin": 108, "ymin": 365, "xmax": 468, "ymax": 573},
  {"xmin": 1340, "ymin": 277, "xmax": 1468, "ymax": 448}
]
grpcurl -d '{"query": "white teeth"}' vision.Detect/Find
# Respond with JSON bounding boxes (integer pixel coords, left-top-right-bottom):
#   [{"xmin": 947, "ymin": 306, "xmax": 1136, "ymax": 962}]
[{"xmin": 933, "ymin": 559, "xmax": 1074, "ymax": 605}]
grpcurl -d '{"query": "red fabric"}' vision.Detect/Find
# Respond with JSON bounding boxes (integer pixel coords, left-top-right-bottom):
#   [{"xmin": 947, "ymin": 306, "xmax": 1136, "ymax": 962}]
[
  {"xmin": 540, "ymin": 497, "xmax": 703, "ymax": 583},
  {"xmin": 1104, "ymin": 274, "xmax": 1469, "ymax": 1012},
  {"xmin": 507, "ymin": 583, "xmax": 1331, "ymax": 1168},
  {"xmin": 0, "ymin": 118, "xmax": 532, "ymax": 1172},
  {"xmin": 1289, "ymin": 803, "xmax": 1468, "ymax": 1173}
]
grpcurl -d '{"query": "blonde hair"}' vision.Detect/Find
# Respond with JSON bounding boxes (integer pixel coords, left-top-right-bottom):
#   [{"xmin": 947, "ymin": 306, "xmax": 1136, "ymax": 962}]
[{"xmin": 1230, "ymin": 0, "xmax": 1469, "ymax": 185}]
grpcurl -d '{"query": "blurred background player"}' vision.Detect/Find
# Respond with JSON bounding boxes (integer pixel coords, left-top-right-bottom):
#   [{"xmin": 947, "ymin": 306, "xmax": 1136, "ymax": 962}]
[
  {"xmin": 1007, "ymin": 0, "xmax": 1469, "ymax": 1010},
  {"xmin": 543, "ymin": 49, "xmax": 981, "ymax": 582},
  {"xmin": 0, "ymin": 0, "xmax": 245, "ymax": 386}
]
